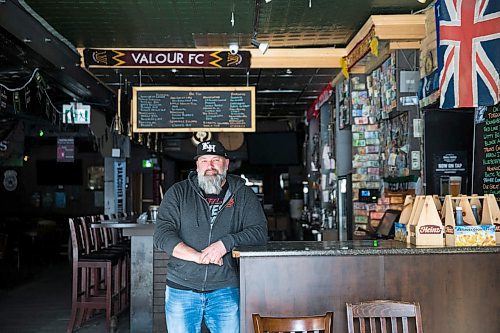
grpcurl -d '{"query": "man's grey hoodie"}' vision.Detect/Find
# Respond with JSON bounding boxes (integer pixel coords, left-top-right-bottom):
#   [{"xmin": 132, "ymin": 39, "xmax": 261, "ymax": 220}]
[{"xmin": 154, "ymin": 172, "xmax": 268, "ymax": 291}]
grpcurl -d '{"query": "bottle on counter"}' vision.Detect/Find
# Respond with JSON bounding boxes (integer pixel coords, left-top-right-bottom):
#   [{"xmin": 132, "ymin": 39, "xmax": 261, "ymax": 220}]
[
  {"xmin": 455, "ymin": 206, "xmax": 464, "ymax": 226},
  {"xmin": 471, "ymin": 205, "xmax": 480, "ymax": 225}
]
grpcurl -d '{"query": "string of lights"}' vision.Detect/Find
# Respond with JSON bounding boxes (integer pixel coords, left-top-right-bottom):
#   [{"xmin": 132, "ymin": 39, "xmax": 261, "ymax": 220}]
[
  {"xmin": 0, "ymin": 68, "xmax": 40, "ymax": 92},
  {"xmin": 0, "ymin": 68, "xmax": 159, "ymax": 153},
  {"xmin": 0, "ymin": 67, "xmax": 63, "ymax": 116}
]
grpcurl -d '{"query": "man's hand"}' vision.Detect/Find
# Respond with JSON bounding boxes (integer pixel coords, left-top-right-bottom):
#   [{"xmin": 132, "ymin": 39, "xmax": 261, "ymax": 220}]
[
  {"xmin": 172, "ymin": 242, "xmax": 203, "ymax": 264},
  {"xmin": 200, "ymin": 240, "xmax": 227, "ymax": 266}
]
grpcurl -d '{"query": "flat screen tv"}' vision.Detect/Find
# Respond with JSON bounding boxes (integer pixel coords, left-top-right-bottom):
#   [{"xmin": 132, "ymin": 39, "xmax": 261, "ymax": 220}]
[
  {"xmin": 36, "ymin": 159, "xmax": 83, "ymax": 185},
  {"xmin": 246, "ymin": 132, "xmax": 300, "ymax": 165}
]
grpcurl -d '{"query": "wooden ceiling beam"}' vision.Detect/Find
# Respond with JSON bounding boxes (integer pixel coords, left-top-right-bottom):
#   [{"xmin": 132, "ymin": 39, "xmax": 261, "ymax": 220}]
[
  {"xmin": 76, "ymin": 15, "xmax": 425, "ymax": 70},
  {"xmin": 389, "ymin": 41, "xmax": 422, "ymax": 50},
  {"xmin": 346, "ymin": 14, "xmax": 426, "ymax": 54},
  {"xmin": 248, "ymin": 48, "xmax": 345, "ymax": 68},
  {"xmin": 250, "ymin": 14, "xmax": 425, "ymax": 69},
  {"xmin": 372, "ymin": 15, "xmax": 427, "ymax": 40}
]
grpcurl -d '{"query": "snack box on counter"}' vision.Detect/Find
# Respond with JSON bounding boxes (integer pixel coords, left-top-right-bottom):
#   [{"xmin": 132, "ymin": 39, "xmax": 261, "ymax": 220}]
[{"xmin": 445, "ymin": 225, "xmax": 496, "ymax": 247}]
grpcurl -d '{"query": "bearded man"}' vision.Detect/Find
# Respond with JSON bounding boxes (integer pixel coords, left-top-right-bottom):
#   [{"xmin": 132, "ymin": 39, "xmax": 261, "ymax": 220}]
[{"xmin": 154, "ymin": 139, "xmax": 268, "ymax": 333}]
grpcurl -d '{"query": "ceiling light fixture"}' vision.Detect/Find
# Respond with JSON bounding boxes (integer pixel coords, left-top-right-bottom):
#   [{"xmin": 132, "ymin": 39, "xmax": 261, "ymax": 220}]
[
  {"xmin": 265, "ymin": 0, "xmax": 272, "ymax": 3},
  {"xmin": 251, "ymin": 34, "xmax": 269, "ymax": 55}
]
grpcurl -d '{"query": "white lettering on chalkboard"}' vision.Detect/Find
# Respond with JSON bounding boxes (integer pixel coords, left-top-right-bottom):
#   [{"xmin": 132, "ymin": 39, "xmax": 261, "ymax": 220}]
[
  {"xmin": 134, "ymin": 88, "xmax": 254, "ymax": 131},
  {"xmin": 481, "ymin": 107, "xmax": 500, "ymax": 197}
]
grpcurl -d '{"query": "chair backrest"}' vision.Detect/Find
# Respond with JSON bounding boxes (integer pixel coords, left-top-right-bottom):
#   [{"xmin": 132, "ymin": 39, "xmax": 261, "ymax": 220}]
[
  {"xmin": 252, "ymin": 312, "xmax": 333, "ymax": 333},
  {"xmin": 346, "ymin": 300, "xmax": 423, "ymax": 333},
  {"xmin": 68, "ymin": 218, "xmax": 85, "ymax": 261},
  {"xmin": 88, "ymin": 215, "xmax": 104, "ymax": 249}
]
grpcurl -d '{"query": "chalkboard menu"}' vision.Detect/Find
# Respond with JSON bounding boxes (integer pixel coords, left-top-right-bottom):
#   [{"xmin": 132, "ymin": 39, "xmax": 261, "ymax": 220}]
[
  {"xmin": 132, "ymin": 87, "xmax": 255, "ymax": 132},
  {"xmin": 473, "ymin": 104, "xmax": 500, "ymax": 201}
]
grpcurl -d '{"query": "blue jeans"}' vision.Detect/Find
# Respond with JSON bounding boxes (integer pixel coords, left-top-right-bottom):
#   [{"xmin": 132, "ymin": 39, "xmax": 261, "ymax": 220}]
[{"xmin": 164, "ymin": 285, "xmax": 240, "ymax": 333}]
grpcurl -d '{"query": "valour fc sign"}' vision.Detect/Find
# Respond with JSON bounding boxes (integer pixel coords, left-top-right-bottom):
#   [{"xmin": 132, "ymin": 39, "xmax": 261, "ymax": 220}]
[{"xmin": 79, "ymin": 48, "xmax": 251, "ymax": 69}]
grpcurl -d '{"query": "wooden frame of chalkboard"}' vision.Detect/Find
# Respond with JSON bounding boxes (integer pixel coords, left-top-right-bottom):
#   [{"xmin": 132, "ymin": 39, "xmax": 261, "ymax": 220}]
[{"xmin": 132, "ymin": 86, "xmax": 255, "ymax": 132}]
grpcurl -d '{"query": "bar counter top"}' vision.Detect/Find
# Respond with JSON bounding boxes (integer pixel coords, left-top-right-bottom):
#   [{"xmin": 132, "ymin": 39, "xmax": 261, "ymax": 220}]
[
  {"xmin": 121, "ymin": 223, "xmax": 154, "ymax": 236},
  {"xmin": 233, "ymin": 239, "xmax": 500, "ymax": 257}
]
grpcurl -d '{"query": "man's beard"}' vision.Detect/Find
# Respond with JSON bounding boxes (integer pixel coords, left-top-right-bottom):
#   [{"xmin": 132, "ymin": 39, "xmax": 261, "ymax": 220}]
[{"xmin": 197, "ymin": 169, "xmax": 227, "ymax": 194}]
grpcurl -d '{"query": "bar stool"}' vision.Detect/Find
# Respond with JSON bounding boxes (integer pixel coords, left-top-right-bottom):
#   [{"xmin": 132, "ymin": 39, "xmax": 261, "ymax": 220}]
[
  {"xmin": 67, "ymin": 217, "xmax": 123, "ymax": 333},
  {"xmin": 88, "ymin": 216, "xmax": 130, "ymax": 311}
]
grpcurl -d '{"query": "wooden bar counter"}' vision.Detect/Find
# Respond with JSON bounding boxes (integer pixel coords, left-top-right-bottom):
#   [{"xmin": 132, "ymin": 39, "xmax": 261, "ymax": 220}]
[{"xmin": 233, "ymin": 240, "xmax": 500, "ymax": 333}]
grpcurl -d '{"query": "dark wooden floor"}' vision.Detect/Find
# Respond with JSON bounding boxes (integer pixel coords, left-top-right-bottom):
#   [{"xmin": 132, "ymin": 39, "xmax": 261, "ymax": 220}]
[{"xmin": 0, "ymin": 260, "xmax": 130, "ymax": 333}]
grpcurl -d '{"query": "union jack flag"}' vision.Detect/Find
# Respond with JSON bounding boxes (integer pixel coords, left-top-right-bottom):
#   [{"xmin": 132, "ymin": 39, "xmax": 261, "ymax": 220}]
[{"xmin": 437, "ymin": 0, "xmax": 500, "ymax": 108}]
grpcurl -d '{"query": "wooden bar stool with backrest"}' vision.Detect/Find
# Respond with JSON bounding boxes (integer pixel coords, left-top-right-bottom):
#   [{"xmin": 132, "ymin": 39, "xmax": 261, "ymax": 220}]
[
  {"xmin": 89, "ymin": 215, "xmax": 130, "ymax": 311},
  {"xmin": 81, "ymin": 216, "xmax": 123, "ymax": 293},
  {"xmin": 252, "ymin": 312, "xmax": 334, "ymax": 333},
  {"xmin": 67, "ymin": 217, "xmax": 123, "ymax": 333},
  {"xmin": 346, "ymin": 300, "xmax": 423, "ymax": 333}
]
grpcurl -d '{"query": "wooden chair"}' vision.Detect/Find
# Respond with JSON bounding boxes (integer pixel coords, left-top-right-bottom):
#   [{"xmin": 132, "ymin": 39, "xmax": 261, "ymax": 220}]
[
  {"xmin": 252, "ymin": 312, "xmax": 333, "ymax": 333},
  {"xmin": 346, "ymin": 300, "xmax": 423, "ymax": 333}
]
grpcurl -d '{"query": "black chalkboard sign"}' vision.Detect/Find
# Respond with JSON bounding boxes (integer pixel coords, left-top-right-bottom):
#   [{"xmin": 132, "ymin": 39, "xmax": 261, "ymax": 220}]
[
  {"xmin": 132, "ymin": 87, "xmax": 255, "ymax": 132},
  {"xmin": 473, "ymin": 104, "xmax": 500, "ymax": 202}
]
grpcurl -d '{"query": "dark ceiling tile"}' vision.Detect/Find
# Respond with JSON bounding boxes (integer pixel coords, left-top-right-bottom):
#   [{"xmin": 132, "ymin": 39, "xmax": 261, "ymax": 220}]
[{"xmin": 11, "ymin": 0, "xmax": 426, "ymax": 119}]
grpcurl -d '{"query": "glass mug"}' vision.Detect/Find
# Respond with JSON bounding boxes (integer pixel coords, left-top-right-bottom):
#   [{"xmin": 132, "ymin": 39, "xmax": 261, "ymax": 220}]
[
  {"xmin": 149, "ymin": 205, "xmax": 160, "ymax": 223},
  {"xmin": 449, "ymin": 176, "xmax": 462, "ymax": 196}
]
